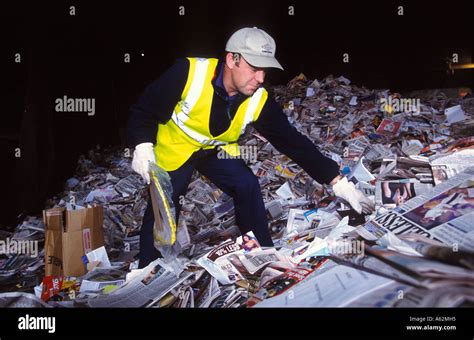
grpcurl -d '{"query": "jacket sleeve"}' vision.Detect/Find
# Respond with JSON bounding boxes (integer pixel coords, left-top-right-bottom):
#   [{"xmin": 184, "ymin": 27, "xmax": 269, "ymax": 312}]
[
  {"xmin": 252, "ymin": 96, "xmax": 340, "ymax": 185},
  {"xmin": 126, "ymin": 58, "xmax": 189, "ymax": 147}
]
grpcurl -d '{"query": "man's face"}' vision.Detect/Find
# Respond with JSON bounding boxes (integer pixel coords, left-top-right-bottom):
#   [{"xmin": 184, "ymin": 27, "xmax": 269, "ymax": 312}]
[{"xmin": 229, "ymin": 54, "xmax": 266, "ymax": 96}]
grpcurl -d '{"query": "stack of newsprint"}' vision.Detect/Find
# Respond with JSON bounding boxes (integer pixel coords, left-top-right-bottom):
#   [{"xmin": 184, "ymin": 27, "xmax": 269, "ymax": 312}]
[{"xmin": 1, "ymin": 74, "xmax": 474, "ymax": 307}]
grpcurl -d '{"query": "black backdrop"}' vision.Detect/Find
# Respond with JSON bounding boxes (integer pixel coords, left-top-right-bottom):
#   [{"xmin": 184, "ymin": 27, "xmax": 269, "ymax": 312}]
[{"xmin": 1, "ymin": 0, "xmax": 473, "ymax": 228}]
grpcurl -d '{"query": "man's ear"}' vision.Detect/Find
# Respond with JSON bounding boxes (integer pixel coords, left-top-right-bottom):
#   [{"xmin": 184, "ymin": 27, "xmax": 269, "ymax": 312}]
[
  {"xmin": 225, "ymin": 52, "xmax": 240, "ymax": 69},
  {"xmin": 232, "ymin": 53, "xmax": 240, "ymax": 67},
  {"xmin": 225, "ymin": 52, "xmax": 235, "ymax": 69}
]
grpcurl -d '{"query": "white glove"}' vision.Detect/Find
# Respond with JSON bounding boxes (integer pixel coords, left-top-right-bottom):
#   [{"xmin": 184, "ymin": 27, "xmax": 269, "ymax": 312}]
[
  {"xmin": 332, "ymin": 177, "xmax": 375, "ymax": 214},
  {"xmin": 131, "ymin": 142, "xmax": 156, "ymax": 184}
]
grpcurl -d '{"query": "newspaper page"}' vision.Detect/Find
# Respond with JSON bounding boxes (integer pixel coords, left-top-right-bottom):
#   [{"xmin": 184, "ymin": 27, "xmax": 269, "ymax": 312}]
[
  {"xmin": 348, "ymin": 156, "xmax": 375, "ymax": 183},
  {"xmin": 343, "ymin": 136, "xmax": 370, "ymax": 159},
  {"xmin": 0, "ymin": 292, "xmax": 51, "ymax": 308},
  {"xmin": 331, "ymin": 253, "xmax": 427, "ymax": 288},
  {"xmin": 345, "ymin": 282, "xmax": 474, "ymax": 307},
  {"xmin": 87, "ymin": 258, "xmax": 193, "ymax": 307},
  {"xmin": 429, "ymin": 143, "xmax": 474, "ymax": 185},
  {"xmin": 195, "ymin": 277, "xmax": 220, "ymax": 307},
  {"xmin": 254, "ymin": 262, "xmax": 394, "ymax": 307},
  {"xmin": 78, "ymin": 267, "xmax": 127, "ymax": 293},
  {"xmin": 376, "ymin": 118, "xmax": 402, "ymax": 136},
  {"xmin": 248, "ymin": 267, "xmax": 314, "ymax": 307},
  {"xmin": 431, "ymin": 164, "xmax": 459, "ymax": 186},
  {"xmin": 365, "ymin": 247, "xmax": 474, "ymax": 282},
  {"xmin": 211, "ymin": 286, "xmax": 248, "ymax": 308},
  {"xmin": 79, "ymin": 279, "xmax": 125, "ymax": 293},
  {"xmin": 172, "ymin": 286, "xmax": 194, "ymax": 308},
  {"xmin": 358, "ymin": 167, "xmax": 474, "ymax": 251},
  {"xmin": 284, "ymin": 209, "xmax": 324, "ymax": 236},
  {"xmin": 344, "ymin": 281, "xmax": 415, "ymax": 307},
  {"xmin": 247, "ymin": 258, "xmax": 329, "ymax": 307},
  {"xmin": 237, "ymin": 249, "xmax": 288, "ymax": 274},
  {"xmin": 196, "ymin": 232, "xmax": 261, "ymax": 285},
  {"xmin": 375, "ymin": 179, "xmax": 433, "ymax": 208}
]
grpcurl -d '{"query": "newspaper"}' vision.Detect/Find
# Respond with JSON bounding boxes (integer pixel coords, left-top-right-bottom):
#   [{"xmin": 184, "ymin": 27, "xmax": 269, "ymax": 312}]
[
  {"xmin": 0, "ymin": 292, "xmax": 51, "ymax": 308},
  {"xmin": 344, "ymin": 281, "xmax": 413, "ymax": 307},
  {"xmin": 365, "ymin": 246, "xmax": 474, "ymax": 283},
  {"xmin": 237, "ymin": 249, "xmax": 288, "ymax": 274},
  {"xmin": 196, "ymin": 232, "xmax": 261, "ymax": 284},
  {"xmin": 248, "ymin": 267, "xmax": 315, "ymax": 307},
  {"xmin": 343, "ymin": 136, "xmax": 370, "ymax": 159},
  {"xmin": 79, "ymin": 279, "xmax": 125, "ymax": 293},
  {"xmin": 365, "ymin": 144, "xmax": 394, "ymax": 162},
  {"xmin": 210, "ymin": 286, "xmax": 248, "ymax": 308},
  {"xmin": 377, "ymin": 158, "xmax": 397, "ymax": 179},
  {"xmin": 430, "ymin": 164, "xmax": 459, "ymax": 186},
  {"xmin": 195, "ymin": 276, "xmax": 220, "ymax": 307},
  {"xmin": 402, "ymin": 139, "xmax": 424, "ymax": 156},
  {"xmin": 397, "ymin": 235, "xmax": 474, "ymax": 270},
  {"xmin": 284, "ymin": 208, "xmax": 324, "ymax": 236},
  {"xmin": 336, "ymin": 248, "xmax": 473, "ymax": 290},
  {"xmin": 331, "ymin": 252, "xmax": 427, "ymax": 288},
  {"xmin": 375, "ymin": 118, "xmax": 402, "ymax": 136},
  {"xmin": 348, "ymin": 156, "xmax": 375, "ymax": 183},
  {"xmin": 171, "ymin": 286, "xmax": 195, "ymax": 308},
  {"xmin": 430, "ymin": 148, "xmax": 474, "ymax": 185},
  {"xmin": 186, "ymin": 179, "xmax": 217, "ymax": 206},
  {"xmin": 166, "ymin": 269, "xmax": 221, "ymax": 308},
  {"xmin": 345, "ymin": 282, "xmax": 474, "ymax": 307},
  {"xmin": 78, "ymin": 267, "xmax": 127, "ymax": 293},
  {"xmin": 247, "ymin": 257, "xmax": 329, "ymax": 307},
  {"xmin": 358, "ymin": 167, "xmax": 474, "ymax": 252},
  {"xmin": 87, "ymin": 258, "xmax": 192, "ymax": 307},
  {"xmin": 254, "ymin": 262, "xmax": 394, "ymax": 307},
  {"xmin": 375, "ymin": 179, "xmax": 432, "ymax": 208},
  {"xmin": 375, "ymin": 156, "xmax": 432, "ymax": 182},
  {"xmin": 114, "ymin": 175, "xmax": 141, "ymax": 198}
]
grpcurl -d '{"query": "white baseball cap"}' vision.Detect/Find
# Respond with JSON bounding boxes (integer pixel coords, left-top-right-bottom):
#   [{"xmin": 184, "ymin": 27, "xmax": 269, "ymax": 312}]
[{"xmin": 225, "ymin": 27, "xmax": 284, "ymax": 70}]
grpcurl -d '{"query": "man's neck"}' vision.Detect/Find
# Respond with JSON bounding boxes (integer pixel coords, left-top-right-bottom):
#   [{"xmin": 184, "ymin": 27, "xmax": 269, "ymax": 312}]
[{"xmin": 222, "ymin": 66, "xmax": 238, "ymax": 97}]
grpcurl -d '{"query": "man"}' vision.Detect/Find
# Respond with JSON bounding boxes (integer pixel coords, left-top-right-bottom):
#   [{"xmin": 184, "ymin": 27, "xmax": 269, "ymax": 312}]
[{"xmin": 127, "ymin": 27, "xmax": 373, "ymax": 268}]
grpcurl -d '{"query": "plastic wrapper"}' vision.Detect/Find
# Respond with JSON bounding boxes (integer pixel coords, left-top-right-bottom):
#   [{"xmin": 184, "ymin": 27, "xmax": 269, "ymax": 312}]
[{"xmin": 148, "ymin": 162, "xmax": 177, "ymax": 247}]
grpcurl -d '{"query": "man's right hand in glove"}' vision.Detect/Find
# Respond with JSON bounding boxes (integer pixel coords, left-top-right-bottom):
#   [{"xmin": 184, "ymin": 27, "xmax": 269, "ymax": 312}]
[
  {"xmin": 331, "ymin": 176, "xmax": 375, "ymax": 214},
  {"xmin": 131, "ymin": 142, "xmax": 156, "ymax": 184}
]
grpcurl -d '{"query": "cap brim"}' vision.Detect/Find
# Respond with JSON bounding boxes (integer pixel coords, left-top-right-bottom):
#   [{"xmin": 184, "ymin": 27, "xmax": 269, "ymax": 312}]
[{"xmin": 241, "ymin": 53, "xmax": 284, "ymax": 70}]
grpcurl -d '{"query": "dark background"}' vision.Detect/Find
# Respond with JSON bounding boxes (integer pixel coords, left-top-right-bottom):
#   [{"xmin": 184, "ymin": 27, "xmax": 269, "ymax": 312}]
[{"xmin": 1, "ymin": 0, "xmax": 473, "ymax": 229}]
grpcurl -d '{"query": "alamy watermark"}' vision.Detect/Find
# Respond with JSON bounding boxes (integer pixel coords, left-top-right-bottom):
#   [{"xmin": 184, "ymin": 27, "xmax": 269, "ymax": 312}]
[
  {"xmin": 379, "ymin": 96, "xmax": 420, "ymax": 114},
  {"xmin": 18, "ymin": 314, "xmax": 55, "ymax": 333},
  {"xmin": 328, "ymin": 239, "xmax": 365, "ymax": 257},
  {"xmin": 0, "ymin": 238, "xmax": 39, "ymax": 258},
  {"xmin": 217, "ymin": 145, "xmax": 258, "ymax": 163},
  {"xmin": 55, "ymin": 95, "xmax": 95, "ymax": 116}
]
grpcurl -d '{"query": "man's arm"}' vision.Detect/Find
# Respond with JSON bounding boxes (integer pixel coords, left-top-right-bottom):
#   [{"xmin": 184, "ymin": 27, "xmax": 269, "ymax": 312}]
[
  {"xmin": 253, "ymin": 97, "xmax": 374, "ymax": 214},
  {"xmin": 126, "ymin": 58, "xmax": 190, "ymax": 147},
  {"xmin": 252, "ymin": 97, "xmax": 340, "ymax": 185}
]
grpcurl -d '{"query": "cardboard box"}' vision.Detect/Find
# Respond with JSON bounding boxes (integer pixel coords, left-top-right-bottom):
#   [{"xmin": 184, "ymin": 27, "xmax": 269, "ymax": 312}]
[{"xmin": 43, "ymin": 205, "xmax": 104, "ymax": 277}]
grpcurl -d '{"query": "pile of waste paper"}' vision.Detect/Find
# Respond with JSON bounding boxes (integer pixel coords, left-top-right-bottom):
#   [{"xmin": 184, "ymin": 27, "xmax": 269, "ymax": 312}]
[{"xmin": 1, "ymin": 73, "xmax": 474, "ymax": 307}]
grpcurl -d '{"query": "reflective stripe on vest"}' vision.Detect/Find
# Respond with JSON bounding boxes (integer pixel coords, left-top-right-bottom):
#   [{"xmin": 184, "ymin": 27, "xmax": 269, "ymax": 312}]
[{"xmin": 240, "ymin": 87, "xmax": 264, "ymax": 134}]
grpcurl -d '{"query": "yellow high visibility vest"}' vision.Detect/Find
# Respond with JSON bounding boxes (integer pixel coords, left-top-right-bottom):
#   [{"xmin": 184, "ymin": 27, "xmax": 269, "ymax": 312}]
[{"xmin": 155, "ymin": 57, "xmax": 268, "ymax": 171}]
